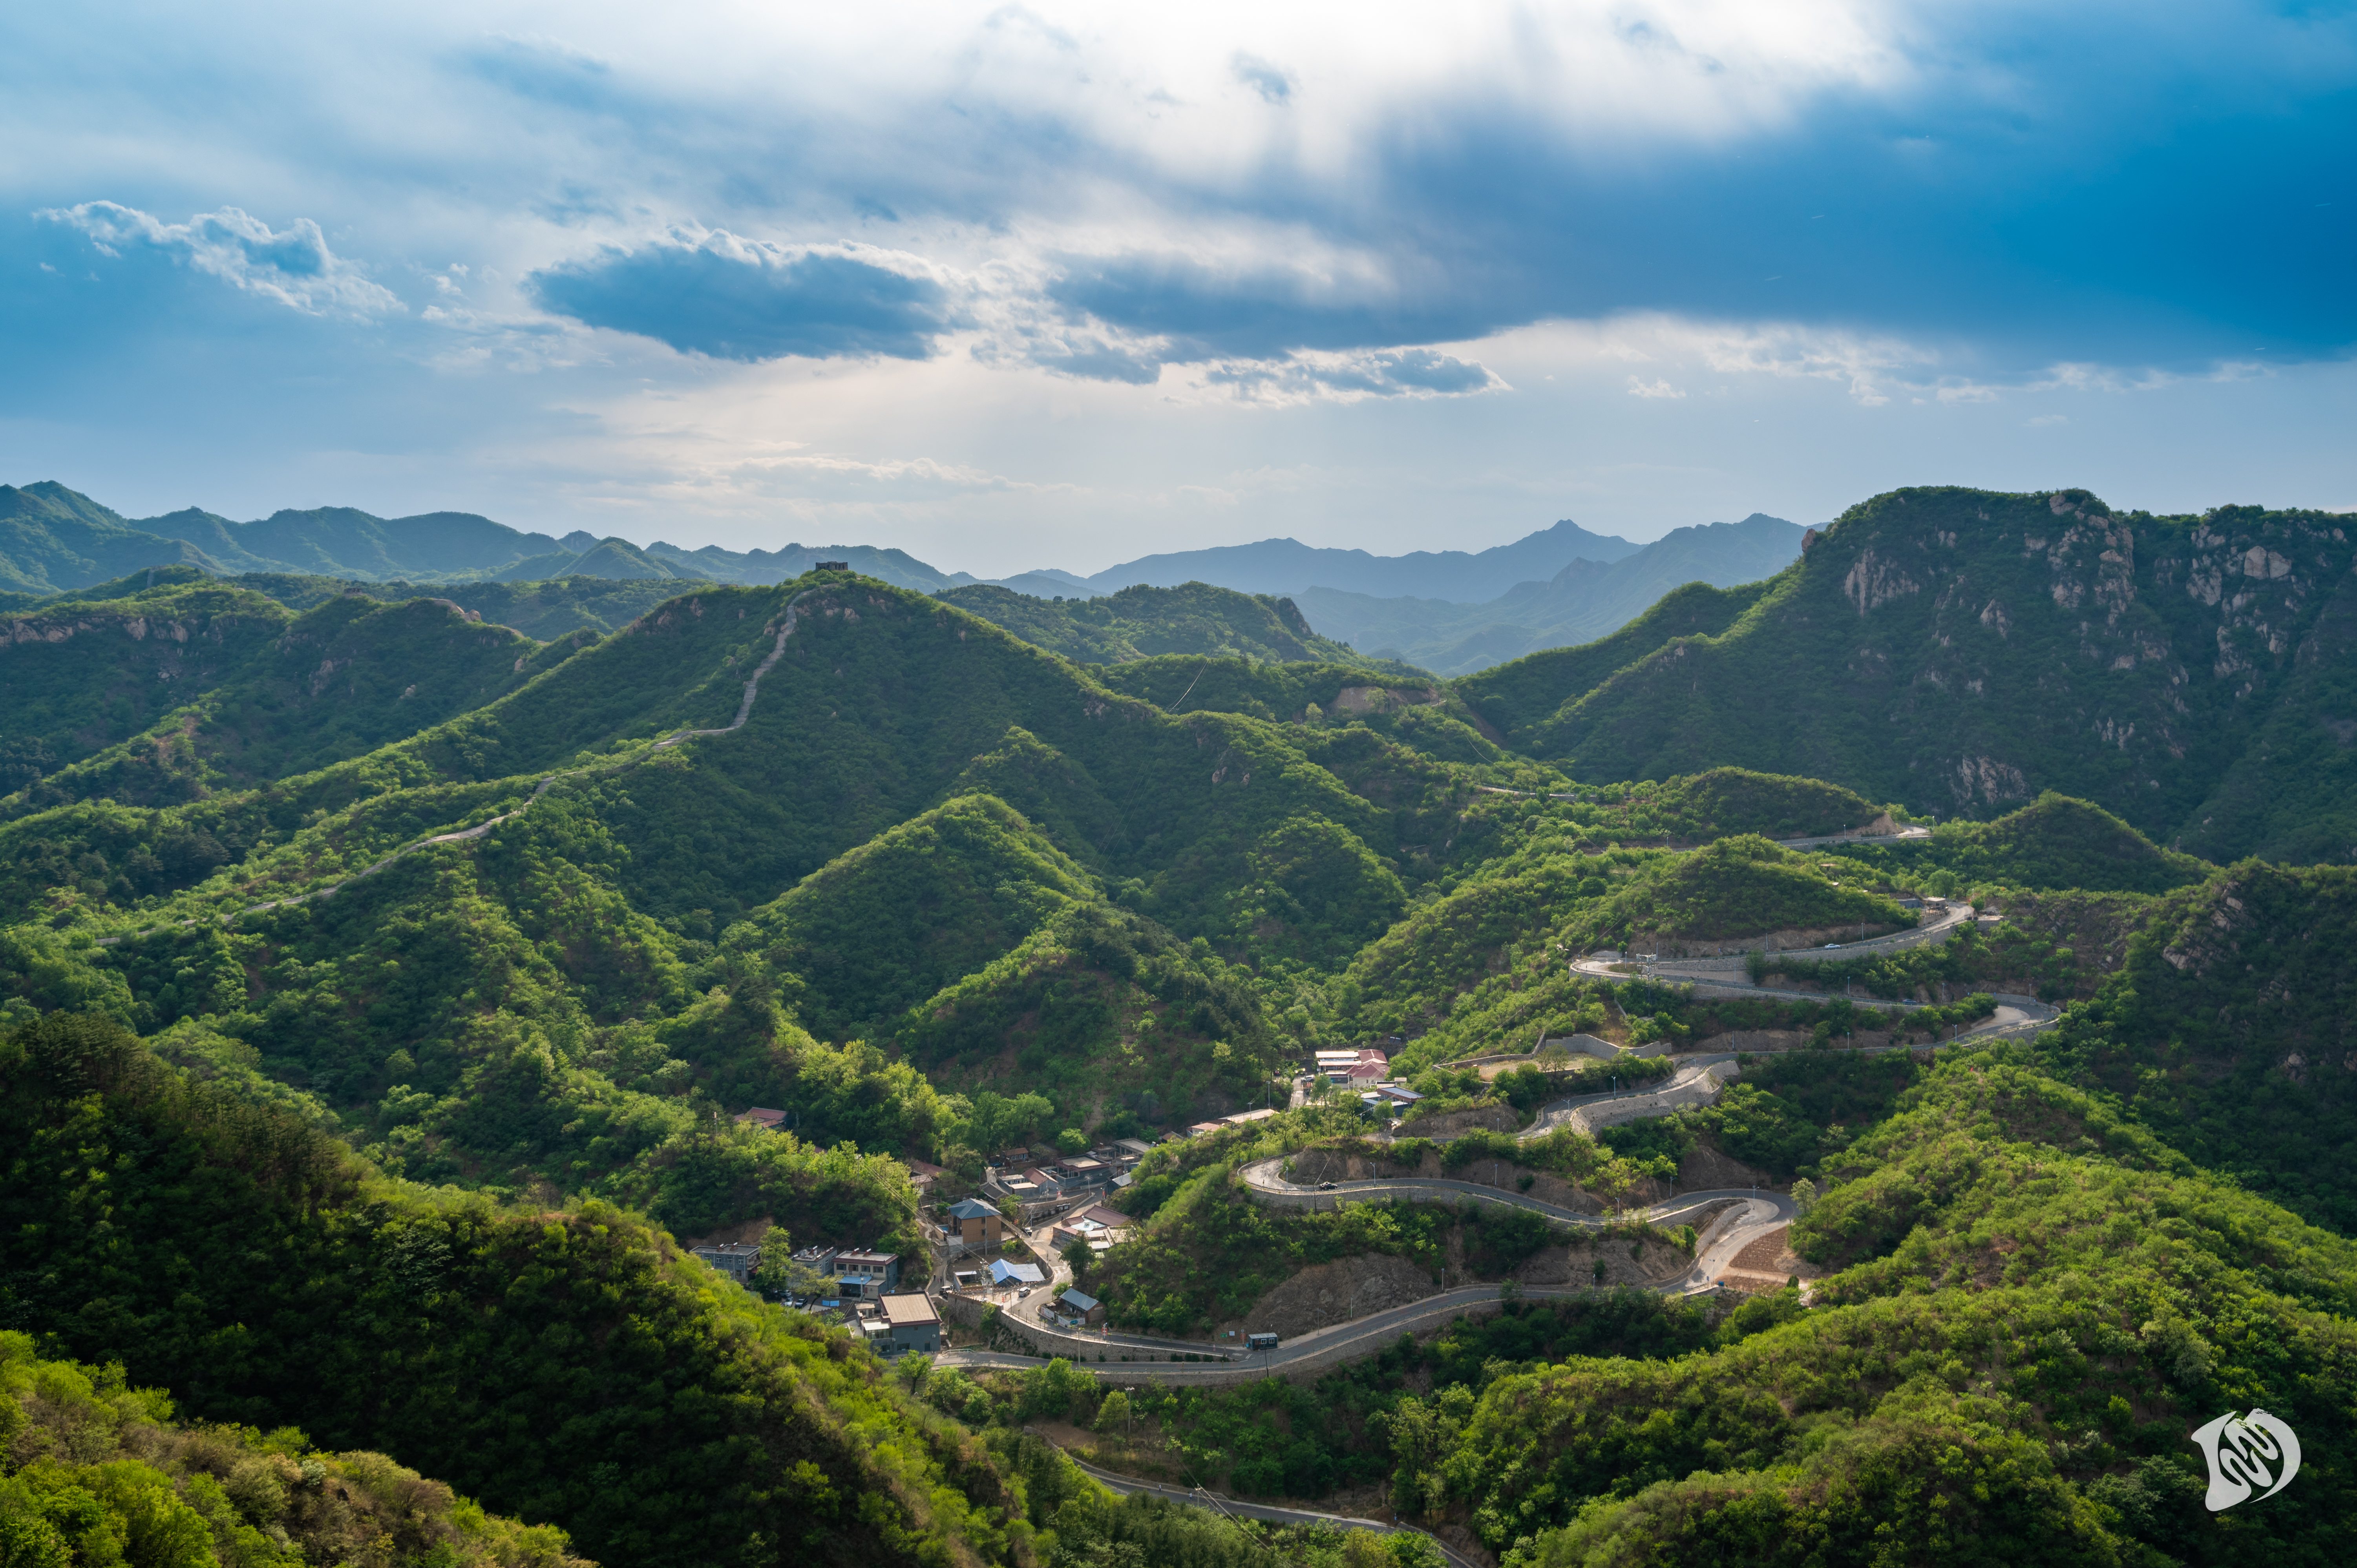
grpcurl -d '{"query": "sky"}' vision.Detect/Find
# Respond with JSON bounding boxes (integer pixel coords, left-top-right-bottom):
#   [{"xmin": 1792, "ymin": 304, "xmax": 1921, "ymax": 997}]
[{"xmin": 2, "ymin": 1, "xmax": 2352, "ymax": 578}]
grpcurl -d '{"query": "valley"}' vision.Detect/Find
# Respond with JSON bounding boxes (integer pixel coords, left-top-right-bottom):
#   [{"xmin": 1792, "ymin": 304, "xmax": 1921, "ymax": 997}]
[{"xmin": 3, "ymin": 484, "xmax": 2353, "ymax": 1567}]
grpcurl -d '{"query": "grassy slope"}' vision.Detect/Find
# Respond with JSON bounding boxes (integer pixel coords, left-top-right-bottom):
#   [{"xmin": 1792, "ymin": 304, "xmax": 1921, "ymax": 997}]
[
  {"xmin": 1523, "ymin": 487, "xmax": 2357, "ymax": 860},
  {"xmin": 733, "ymin": 794, "xmax": 1102, "ymax": 1040}
]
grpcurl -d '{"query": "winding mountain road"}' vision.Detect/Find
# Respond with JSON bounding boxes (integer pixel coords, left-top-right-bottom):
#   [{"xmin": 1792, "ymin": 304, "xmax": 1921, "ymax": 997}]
[
  {"xmin": 939, "ymin": 1181, "xmax": 1795, "ymax": 1383},
  {"xmin": 1574, "ymin": 899, "xmax": 1977, "ymax": 984}
]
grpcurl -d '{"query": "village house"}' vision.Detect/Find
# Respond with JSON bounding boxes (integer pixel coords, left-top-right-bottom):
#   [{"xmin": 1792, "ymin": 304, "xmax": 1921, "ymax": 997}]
[
  {"xmin": 690, "ymin": 1241, "xmax": 762, "ymax": 1285},
  {"xmin": 791, "ymin": 1244, "xmax": 839, "ymax": 1291},
  {"xmin": 834, "ymin": 1249, "xmax": 901, "ymax": 1299},
  {"xmin": 1050, "ymin": 1203, "xmax": 1135, "ymax": 1253},
  {"xmin": 943, "ymin": 1196, "xmax": 1005, "ymax": 1254},
  {"xmin": 734, "ymin": 1106, "xmax": 787, "ymax": 1131},
  {"xmin": 1040, "ymin": 1287, "xmax": 1105, "ymax": 1329},
  {"xmin": 868, "ymin": 1294, "xmax": 940, "ymax": 1356}
]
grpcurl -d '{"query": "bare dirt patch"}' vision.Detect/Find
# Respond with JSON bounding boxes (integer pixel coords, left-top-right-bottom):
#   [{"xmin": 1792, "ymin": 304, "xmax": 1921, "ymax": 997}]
[
  {"xmin": 1235, "ymin": 1254, "xmax": 1442, "ymax": 1338},
  {"xmin": 1398, "ymin": 1104, "xmax": 1521, "ymax": 1139},
  {"xmin": 1512, "ymin": 1234, "xmax": 1694, "ymax": 1289},
  {"xmin": 1717, "ymin": 1223, "xmax": 1827, "ymax": 1295},
  {"xmin": 1285, "ymin": 1146, "xmax": 1610, "ymax": 1214}
]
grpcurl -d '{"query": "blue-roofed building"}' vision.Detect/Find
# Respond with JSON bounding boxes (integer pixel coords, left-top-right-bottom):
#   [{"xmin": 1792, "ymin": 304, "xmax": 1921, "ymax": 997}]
[{"xmin": 1041, "ymin": 1286, "xmax": 1105, "ymax": 1328}]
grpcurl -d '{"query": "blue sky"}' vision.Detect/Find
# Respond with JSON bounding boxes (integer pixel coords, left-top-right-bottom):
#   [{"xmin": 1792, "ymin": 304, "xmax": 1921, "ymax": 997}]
[{"xmin": 2, "ymin": 1, "xmax": 2351, "ymax": 577}]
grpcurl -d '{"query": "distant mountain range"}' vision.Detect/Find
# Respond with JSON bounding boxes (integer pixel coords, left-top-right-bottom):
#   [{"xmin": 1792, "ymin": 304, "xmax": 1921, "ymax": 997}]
[
  {"xmin": 1025, "ymin": 517, "xmax": 1644, "ymax": 601},
  {"xmin": 2, "ymin": 479, "xmax": 1805, "ymax": 675},
  {"xmin": 0, "ymin": 481, "xmax": 965, "ymax": 597},
  {"xmin": 1294, "ymin": 514, "xmax": 1807, "ymax": 674}
]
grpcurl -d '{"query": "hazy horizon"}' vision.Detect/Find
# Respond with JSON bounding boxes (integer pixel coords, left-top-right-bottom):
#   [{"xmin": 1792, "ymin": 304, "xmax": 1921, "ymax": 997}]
[{"xmin": 4, "ymin": 2, "xmax": 2352, "ymax": 579}]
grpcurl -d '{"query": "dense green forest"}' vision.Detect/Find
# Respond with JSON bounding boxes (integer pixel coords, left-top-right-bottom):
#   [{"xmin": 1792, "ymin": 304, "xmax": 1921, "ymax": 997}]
[
  {"xmin": 1494, "ymin": 487, "xmax": 2357, "ymax": 862},
  {"xmin": 934, "ymin": 581, "xmax": 1407, "ymax": 672},
  {"xmin": 232, "ymin": 570, "xmax": 694, "ymax": 639},
  {"xmin": 4, "ymin": 482, "xmax": 2355, "ymax": 1564},
  {"xmin": 0, "ymin": 1012, "xmax": 1015, "ymax": 1567},
  {"xmin": 0, "ymin": 1331, "xmax": 589, "ymax": 1567}
]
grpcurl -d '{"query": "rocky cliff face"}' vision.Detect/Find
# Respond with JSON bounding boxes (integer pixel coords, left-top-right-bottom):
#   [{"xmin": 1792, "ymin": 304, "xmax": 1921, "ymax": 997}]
[{"xmin": 1527, "ymin": 486, "xmax": 2357, "ymax": 859}]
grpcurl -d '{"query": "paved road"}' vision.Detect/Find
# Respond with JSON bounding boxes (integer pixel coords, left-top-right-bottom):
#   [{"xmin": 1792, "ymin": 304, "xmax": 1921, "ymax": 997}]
[
  {"xmin": 1772, "ymin": 827, "xmax": 1934, "ymax": 849},
  {"xmin": 1521, "ymin": 1057, "xmax": 1740, "ymax": 1138},
  {"xmin": 941, "ymin": 1184, "xmax": 1795, "ymax": 1382},
  {"xmin": 1044, "ymin": 1441, "xmax": 1483, "ymax": 1568},
  {"xmin": 1573, "ymin": 901, "xmax": 1976, "ymax": 986}
]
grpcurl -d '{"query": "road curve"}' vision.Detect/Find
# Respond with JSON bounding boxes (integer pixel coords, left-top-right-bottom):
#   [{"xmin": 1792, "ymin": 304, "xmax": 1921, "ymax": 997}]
[{"xmin": 940, "ymin": 1184, "xmax": 1797, "ymax": 1381}]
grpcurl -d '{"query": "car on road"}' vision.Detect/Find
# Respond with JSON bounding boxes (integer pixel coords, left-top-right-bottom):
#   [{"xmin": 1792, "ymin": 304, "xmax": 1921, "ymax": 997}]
[{"xmin": 1318, "ymin": 1181, "xmax": 1337, "ymax": 1190}]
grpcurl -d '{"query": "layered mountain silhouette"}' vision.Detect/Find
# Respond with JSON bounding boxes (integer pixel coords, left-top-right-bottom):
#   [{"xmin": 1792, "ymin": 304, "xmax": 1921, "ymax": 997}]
[
  {"xmin": 0, "ymin": 480, "xmax": 965, "ymax": 595},
  {"xmin": 1026, "ymin": 517, "xmax": 1643, "ymax": 601},
  {"xmin": 1296, "ymin": 513, "xmax": 1807, "ymax": 673}
]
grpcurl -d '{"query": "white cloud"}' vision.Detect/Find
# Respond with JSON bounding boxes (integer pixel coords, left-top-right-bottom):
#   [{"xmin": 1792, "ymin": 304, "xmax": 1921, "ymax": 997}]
[
  {"xmin": 1627, "ymin": 377, "xmax": 1685, "ymax": 398},
  {"xmin": 1195, "ymin": 346, "xmax": 1504, "ymax": 405},
  {"xmin": 37, "ymin": 201, "xmax": 404, "ymax": 317}
]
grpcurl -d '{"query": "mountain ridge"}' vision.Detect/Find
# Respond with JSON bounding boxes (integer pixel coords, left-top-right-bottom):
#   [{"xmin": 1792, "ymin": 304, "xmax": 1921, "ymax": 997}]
[
  {"xmin": 1299, "ymin": 512, "xmax": 1807, "ymax": 672},
  {"xmin": 1068, "ymin": 515, "xmax": 1643, "ymax": 600}
]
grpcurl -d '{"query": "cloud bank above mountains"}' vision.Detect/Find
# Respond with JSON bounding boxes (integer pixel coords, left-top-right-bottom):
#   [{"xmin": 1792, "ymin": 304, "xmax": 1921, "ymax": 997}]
[{"xmin": 1, "ymin": 1, "xmax": 2351, "ymax": 573}]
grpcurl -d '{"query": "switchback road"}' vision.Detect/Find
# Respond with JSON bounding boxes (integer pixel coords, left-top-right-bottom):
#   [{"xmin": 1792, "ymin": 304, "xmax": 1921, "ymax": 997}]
[{"xmin": 939, "ymin": 1186, "xmax": 1794, "ymax": 1382}]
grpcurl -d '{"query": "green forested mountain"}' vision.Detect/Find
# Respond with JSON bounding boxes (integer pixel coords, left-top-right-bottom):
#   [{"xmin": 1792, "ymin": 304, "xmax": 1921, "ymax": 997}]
[
  {"xmin": 1472, "ymin": 487, "xmax": 2356, "ymax": 861},
  {"xmin": 0, "ymin": 1327, "xmax": 590, "ymax": 1566},
  {"xmin": 0, "ymin": 1012, "xmax": 1011, "ymax": 1568},
  {"xmin": 4, "ymin": 486, "xmax": 2355, "ymax": 1566},
  {"xmin": 2, "ymin": 570, "xmax": 588, "ymax": 818},
  {"xmin": 1455, "ymin": 579, "xmax": 1772, "ymax": 747},
  {"xmin": 0, "ymin": 480, "xmax": 974, "ymax": 593},
  {"xmin": 232, "ymin": 569, "xmax": 696, "ymax": 638},
  {"xmin": 934, "ymin": 580, "xmax": 1407, "ymax": 671},
  {"xmin": 496, "ymin": 536, "xmax": 708, "ymax": 583},
  {"xmin": 0, "ymin": 482, "xmax": 221, "ymax": 594}
]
